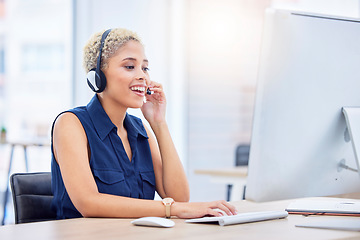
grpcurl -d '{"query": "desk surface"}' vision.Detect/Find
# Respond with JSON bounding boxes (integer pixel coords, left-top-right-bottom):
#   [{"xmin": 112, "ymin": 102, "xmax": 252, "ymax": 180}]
[{"xmin": 1, "ymin": 195, "xmax": 360, "ymax": 240}]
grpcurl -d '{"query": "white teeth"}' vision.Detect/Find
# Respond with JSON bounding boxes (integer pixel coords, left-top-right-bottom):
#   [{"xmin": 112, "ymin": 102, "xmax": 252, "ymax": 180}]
[{"xmin": 131, "ymin": 86, "xmax": 145, "ymax": 92}]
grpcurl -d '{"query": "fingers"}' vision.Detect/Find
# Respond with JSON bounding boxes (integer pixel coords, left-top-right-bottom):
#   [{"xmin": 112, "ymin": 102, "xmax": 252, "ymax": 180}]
[
  {"xmin": 206, "ymin": 209, "xmax": 224, "ymax": 217},
  {"xmin": 148, "ymin": 85, "xmax": 164, "ymax": 97},
  {"xmin": 148, "ymin": 81, "xmax": 162, "ymax": 92},
  {"xmin": 222, "ymin": 201, "xmax": 238, "ymax": 215},
  {"xmin": 211, "ymin": 200, "xmax": 238, "ymax": 216},
  {"xmin": 145, "ymin": 81, "xmax": 166, "ymax": 104},
  {"xmin": 148, "ymin": 86, "xmax": 164, "ymax": 96},
  {"xmin": 173, "ymin": 201, "xmax": 238, "ymax": 219}
]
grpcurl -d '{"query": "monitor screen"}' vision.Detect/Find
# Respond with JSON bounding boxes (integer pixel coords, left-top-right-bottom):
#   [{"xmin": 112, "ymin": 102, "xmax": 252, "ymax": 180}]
[{"xmin": 246, "ymin": 9, "xmax": 360, "ymax": 202}]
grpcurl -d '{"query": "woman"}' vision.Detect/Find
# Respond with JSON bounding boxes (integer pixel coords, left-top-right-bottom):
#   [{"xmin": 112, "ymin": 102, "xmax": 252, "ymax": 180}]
[{"xmin": 51, "ymin": 28, "xmax": 237, "ymax": 219}]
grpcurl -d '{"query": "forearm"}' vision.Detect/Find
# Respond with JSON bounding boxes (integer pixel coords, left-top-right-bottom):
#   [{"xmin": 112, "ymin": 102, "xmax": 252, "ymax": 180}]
[
  {"xmin": 78, "ymin": 193, "xmax": 238, "ymax": 219},
  {"xmin": 151, "ymin": 122, "xmax": 190, "ymax": 202},
  {"xmin": 78, "ymin": 193, "xmax": 166, "ymax": 218}
]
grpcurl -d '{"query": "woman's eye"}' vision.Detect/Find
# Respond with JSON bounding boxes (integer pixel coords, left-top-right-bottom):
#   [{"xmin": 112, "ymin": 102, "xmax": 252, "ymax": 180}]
[
  {"xmin": 125, "ymin": 66, "xmax": 134, "ymax": 70},
  {"xmin": 143, "ymin": 67, "xmax": 150, "ymax": 72}
]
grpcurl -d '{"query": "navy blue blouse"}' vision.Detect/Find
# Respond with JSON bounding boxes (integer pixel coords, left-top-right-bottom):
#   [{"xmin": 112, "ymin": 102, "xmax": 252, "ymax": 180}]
[{"xmin": 51, "ymin": 95, "xmax": 156, "ymax": 219}]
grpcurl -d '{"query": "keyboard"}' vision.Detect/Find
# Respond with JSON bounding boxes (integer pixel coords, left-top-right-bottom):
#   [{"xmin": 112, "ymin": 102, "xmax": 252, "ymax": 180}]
[{"xmin": 185, "ymin": 210, "xmax": 288, "ymax": 226}]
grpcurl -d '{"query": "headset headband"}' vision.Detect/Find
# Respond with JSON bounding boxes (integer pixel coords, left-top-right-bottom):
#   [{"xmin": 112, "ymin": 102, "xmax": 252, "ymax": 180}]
[{"xmin": 96, "ymin": 29, "xmax": 112, "ymax": 74}]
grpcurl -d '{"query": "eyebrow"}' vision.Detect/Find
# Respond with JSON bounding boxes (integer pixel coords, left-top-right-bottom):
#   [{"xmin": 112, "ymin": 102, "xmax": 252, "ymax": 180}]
[{"xmin": 122, "ymin": 57, "xmax": 148, "ymax": 63}]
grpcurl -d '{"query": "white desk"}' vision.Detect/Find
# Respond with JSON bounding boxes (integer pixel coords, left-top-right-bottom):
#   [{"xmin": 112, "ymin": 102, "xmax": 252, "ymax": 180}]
[
  {"xmin": 195, "ymin": 166, "xmax": 247, "ymax": 201},
  {"xmin": 1, "ymin": 194, "xmax": 359, "ymax": 240}
]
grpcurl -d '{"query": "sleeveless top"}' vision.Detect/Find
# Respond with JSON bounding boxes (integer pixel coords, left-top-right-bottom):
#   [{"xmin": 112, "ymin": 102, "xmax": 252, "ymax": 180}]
[{"xmin": 51, "ymin": 94, "xmax": 156, "ymax": 219}]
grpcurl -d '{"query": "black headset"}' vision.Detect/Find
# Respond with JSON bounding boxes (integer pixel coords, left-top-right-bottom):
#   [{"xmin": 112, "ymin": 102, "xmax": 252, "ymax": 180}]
[{"xmin": 86, "ymin": 29, "xmax": 112, "ymax": 93}]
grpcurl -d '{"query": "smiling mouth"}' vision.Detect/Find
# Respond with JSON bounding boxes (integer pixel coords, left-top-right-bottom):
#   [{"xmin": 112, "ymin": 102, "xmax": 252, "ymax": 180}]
[{"xmin": 130, "ymin": 86, "xmax": 146, "ymax": 94}]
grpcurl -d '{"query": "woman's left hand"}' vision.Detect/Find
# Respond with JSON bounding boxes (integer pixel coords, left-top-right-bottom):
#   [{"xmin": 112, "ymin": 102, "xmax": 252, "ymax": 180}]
[{"xmin": 141, "ymin": 81, "xmax": 167, "ymax": 125}]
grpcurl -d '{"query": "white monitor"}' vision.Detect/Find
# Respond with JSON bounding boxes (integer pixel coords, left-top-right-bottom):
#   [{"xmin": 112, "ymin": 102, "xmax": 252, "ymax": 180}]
[{"xmin": 246, "ymin": 9, "xmax": 360, "ymax": 202}]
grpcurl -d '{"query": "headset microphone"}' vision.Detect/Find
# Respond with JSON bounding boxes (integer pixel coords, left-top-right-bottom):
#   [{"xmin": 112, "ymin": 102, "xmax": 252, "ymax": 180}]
[{"xmin": 146, "ymin": 88, "xmax": 153, "ymax": 95}]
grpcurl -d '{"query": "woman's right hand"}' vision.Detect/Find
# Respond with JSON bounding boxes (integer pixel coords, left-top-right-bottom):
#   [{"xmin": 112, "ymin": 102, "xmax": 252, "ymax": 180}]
[{"xmin": 172, "ymin": 200, "xmax": 238, "ymax": 219}]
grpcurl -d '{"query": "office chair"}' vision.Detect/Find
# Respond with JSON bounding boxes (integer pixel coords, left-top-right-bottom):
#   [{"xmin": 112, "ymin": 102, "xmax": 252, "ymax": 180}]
[
  {"xmin": 10, "ymin": 172, "xmax": 56, "ymax": 224},
  {"xmin": 226, "ymin": 144, "xmax": 250, "ymax": 201}
]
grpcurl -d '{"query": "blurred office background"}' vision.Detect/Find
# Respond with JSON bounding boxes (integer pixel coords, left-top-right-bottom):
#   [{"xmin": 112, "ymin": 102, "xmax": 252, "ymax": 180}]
[{"xmin": 0, "ymin": 0, "xmax": 359, "ymax": 224}]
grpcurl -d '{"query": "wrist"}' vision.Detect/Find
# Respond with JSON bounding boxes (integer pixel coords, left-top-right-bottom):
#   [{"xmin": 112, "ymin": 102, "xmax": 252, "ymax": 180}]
[
  {"xmin": 150, "ymin": 121, "xmax": 168, "ymax": 133},
  {"xmin": 170, "ymin": 202, "xmax": 182, "ymax": 217},
  {"xmin": 162, "ymin": 197, "xmax": 175, "ymax": 218}
]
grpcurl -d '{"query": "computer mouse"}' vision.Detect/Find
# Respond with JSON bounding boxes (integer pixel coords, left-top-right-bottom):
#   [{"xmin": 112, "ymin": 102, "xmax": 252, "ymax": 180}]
[{"xmin": 131, "ymin": 217, "xmax": 175, "ymax": 228}]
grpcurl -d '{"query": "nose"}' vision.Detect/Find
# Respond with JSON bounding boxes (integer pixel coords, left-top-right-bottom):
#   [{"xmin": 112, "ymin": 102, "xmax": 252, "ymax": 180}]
[
  {"xmin": 136, "ymin": 76, "xmax": 146, "ymax": 82},
  {"xmin": 136, "ymin": 69, "xmax": 149, "ymax": 85},
  {"xmin": 136, "ymin": 70, "xmax": 147, "ymax": 81},
  {"xmin": 136, "ymin": 76, "xmax": 150, "ymax": 87}
]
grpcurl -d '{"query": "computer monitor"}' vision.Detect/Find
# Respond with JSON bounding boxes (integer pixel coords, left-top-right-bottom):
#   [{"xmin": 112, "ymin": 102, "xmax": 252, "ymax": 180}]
[{"xmin": 246, "ymin": 9, "xmax": 360, "ymax": 202}]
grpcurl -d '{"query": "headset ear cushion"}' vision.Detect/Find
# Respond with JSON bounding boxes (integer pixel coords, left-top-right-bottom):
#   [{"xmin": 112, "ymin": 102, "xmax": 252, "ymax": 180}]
[
  {"xmin": 87, "ymin": 69, "xmax": 98, "ymax": 92},
  {"xmin": 96, "ymin": 69, "xmax": 107, "ymax": 93},
  {"xmin": 86, "ymin": 68, "xmax": 106, "ymax": 93}
]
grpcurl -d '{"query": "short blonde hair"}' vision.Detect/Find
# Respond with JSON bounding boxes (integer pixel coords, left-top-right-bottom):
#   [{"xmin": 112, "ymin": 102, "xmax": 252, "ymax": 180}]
[{"xmin": 83, "ymin": 28, "xmax": 142, "ymax": 72}]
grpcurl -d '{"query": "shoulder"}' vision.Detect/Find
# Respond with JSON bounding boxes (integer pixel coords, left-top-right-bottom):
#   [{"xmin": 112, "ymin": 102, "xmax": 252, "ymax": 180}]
[
  {"xmin": 52, "ymin": 111, "xmax": 88, "ymax": 158},
  {"xmin": 53, "ymin": 111, "xmax": 84, "ymax": 136},
  {"xmin": 68, "ymin": 106, "xmax": 88, "ymax": 118},
  {"xmin": 55, "ymin": 111, "xmax": 81, "ymax": 125},
  {"xmin": 53, "ymin": 108, "xmax": 86, "ymax": 136},
  {"xmin": 53, "ymin": 106, "xmax": 88, "ymax": 129}
]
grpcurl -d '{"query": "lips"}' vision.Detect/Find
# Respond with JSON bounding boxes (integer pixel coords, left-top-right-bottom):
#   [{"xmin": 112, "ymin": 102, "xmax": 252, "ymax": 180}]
[{"xmin": 130, "ymin": 85, "xmax": 146, "ymax": 96}]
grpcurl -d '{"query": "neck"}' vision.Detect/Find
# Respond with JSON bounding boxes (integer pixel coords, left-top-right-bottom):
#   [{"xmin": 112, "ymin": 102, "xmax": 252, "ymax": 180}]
[{"xmin": 97, "ymin": 94, "xmax": 127, "ymax": 131}]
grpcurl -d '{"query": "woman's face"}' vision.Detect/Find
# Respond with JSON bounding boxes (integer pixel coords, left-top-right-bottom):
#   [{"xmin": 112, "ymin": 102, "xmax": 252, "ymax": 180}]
[{"xmin": 102, "ymin": 40, "xmax": 149, "ymax": 109}]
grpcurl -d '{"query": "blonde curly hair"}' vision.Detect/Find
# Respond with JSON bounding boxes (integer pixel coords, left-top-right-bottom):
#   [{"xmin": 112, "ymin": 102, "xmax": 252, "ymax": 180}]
[{"xmin": 83, "ymin": 28, "xmax": 142, "ymax": 72}]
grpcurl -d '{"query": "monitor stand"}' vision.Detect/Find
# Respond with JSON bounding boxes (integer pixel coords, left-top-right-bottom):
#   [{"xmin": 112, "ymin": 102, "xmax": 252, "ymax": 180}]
[{"xmin": 342, "ymin": 107, "xmax": 360, "ymax": 174}]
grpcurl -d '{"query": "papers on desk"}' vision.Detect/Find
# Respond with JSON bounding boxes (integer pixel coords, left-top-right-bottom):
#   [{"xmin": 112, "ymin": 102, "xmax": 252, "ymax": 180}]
[
  {"xmin": 286, "ymin": 199, "xmax": 360, "ymax": 216},
  {"xmin": 185, "ymin": 211, "xmax": 288, "ymax": 226}
]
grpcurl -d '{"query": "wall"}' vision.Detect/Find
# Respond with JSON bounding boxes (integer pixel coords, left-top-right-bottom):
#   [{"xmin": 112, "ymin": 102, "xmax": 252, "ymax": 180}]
[
  {"xmin": 186, "ymin": 0, "xmax": 271, "ymax": 201},
  {"xmin": 71, "ymin": 0, "xmax": 360, "ymax": 202}
]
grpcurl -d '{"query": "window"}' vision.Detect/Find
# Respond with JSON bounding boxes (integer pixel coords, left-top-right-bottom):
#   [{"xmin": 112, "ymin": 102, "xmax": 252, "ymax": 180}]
[{"xmin": 22, "ymin": 44, "xmax": 65, "ymax": 74}]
